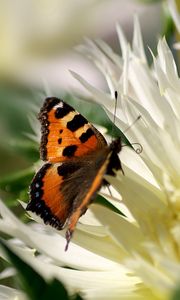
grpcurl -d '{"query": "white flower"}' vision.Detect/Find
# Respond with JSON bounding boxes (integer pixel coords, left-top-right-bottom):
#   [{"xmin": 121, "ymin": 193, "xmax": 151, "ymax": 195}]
[
  {"xmin": 70, "ymin": 16, "xmax": 180, "ymax": 298},
  {"xmin": 1, "ymin": 16, "xmax": 180, "ymax": 300},
  {"xmin": 0, "ymin": 200, "xmax": 141, "ymax": 299}
]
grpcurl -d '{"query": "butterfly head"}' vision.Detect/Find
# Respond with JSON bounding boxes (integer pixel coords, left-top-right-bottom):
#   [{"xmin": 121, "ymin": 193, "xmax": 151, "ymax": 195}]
[{"xmin": 109, "ymin": 137, "xmax": 122, "ymax": 154}]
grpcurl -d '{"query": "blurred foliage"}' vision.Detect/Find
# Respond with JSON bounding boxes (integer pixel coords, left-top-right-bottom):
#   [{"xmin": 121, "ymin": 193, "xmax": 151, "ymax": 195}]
[
  {"xmin": 0, "ymin": 85, "xmax": 39, "ymax": 173},
  {"xmin": 137, "ymin": 0, "xmax": 176, "ymax": 49},
  {"xmin": 0, "ymin": 166, "xmax": 35, "ymax": 210},
  {"xmin": 0, "ymin": 239, "xmax": 83, "ymax": 300},
  {"xmin": 172, "ymin": 285, "xmax": 180, "ymax": 300},
  {"xmin": 0, "ymin": 84, "xmax": 40, "ymax": 209},
  {"xmin": 95, "ymin": 194, "xmax": 125, "ymax": 216},
  {"xmin": 162, "ymin": 1, "xmax": 176, "ymax": 39}
]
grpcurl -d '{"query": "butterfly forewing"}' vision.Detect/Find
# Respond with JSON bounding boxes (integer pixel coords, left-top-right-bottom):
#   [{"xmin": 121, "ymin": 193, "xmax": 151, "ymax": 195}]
[{"xmin": 39, "ymin": 97, "xmax": 107, "ymax": 162}]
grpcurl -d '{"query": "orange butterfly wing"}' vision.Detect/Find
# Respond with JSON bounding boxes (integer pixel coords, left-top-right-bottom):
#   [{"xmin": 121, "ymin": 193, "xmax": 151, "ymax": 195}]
[
  {"xmin": 27, "ymin": 145, "xmax": 122, "ymax": 250},
  {"xmin": 27, "ymin": 151, "xmax": 109, "ymax": 230},
  {"xmin": 39, "ymin": 97, "xmax": 107, "ymax": 163},
  {"xmin": 27, "ymin": 163, "xmax": 75, "ymax": 229}
]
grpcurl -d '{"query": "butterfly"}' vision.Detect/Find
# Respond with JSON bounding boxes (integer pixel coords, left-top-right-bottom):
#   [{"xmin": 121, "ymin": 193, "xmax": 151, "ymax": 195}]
[{"xmin": 26, "ymin": 97, "xmax": 123, "ymax": 250}]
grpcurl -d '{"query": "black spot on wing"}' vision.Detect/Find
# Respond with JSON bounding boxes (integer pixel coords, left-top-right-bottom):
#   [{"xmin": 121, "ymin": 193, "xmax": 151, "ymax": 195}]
[
  {"xmin": 38, "ymin": 98, "xmax": 75, "ymax": 160},
  {"xmin": 55, "ymin": 102, "xmax": 74, "ymax": 119},
  {"xmin": 57, "ymin": 162, "xmax": 80, "ymax": 179},
  {"xmin": 67, "ymin": 114, "xmax": 88, "ymax": 132},
  {"xmin": 79, "ymin": 128, "xmax": 94, "ymax": 143},
  {"xmin": 62, "ymin": 145, "xmax": 78, "ymax": 157},
  {"xmin": 58, "ymin": 138, "xmax": 62, "ymax": 144}
]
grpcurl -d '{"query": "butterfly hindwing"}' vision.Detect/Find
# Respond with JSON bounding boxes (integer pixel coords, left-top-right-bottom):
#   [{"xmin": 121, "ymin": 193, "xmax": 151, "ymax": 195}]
[
  {"xmin": 27, "ymin": 163, "xmax": 74, "ymax": 229},
  {"xmin": 27, "ymin": 145, "xmax": 120, "ymax": 249},
  {"xmin": 39, "ymin": 97, "xmax": 107, "ymax": 163}
]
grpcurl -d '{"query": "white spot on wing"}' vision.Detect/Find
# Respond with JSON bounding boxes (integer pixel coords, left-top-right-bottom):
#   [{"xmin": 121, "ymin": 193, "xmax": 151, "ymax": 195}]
[{"xmin": 53, "ymin": 102, "xmax": 64, "ymax": 109}]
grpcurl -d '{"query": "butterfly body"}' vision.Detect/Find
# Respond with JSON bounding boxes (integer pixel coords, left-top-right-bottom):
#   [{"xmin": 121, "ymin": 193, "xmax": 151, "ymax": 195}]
[{"xmin": 26, "ymin": 97, "xmax": 123, "ymax": 250}]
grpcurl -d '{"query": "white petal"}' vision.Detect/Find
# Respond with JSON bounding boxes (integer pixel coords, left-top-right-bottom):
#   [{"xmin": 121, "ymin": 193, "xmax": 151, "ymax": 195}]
[
  {"xmin": 106, "ymin": 173, "xmax": 166, "ymax": 240},
  {"xmin": 3, "ymin": 241, "xmax": 141, "ymax": 294},
  {"xmin": 153, "ymin": 54, "xmax": 170, "ymax": 95},
  {"xmin": 77, "ymin": 223, "xmax": 108, "ymax": 237},
  {"xmin": 120, "ymin": 147, "xmax": 159, "ymax": 188},
  {"xmin": 0, "ymin": 200, "xmax": 120, "ymax": 271},
  {"xmin": 164, "ymin": 88, "xmax": 180, "ymax": 120},
  {"xmin": 157, "ymin": 39, "xmax": 180, "ymax": 93},
  {"xmin": 99, "ymin": 191, "xmax": 135, "ymax": 222},
  {"xmin": 0, "ymin": 268, "xmax": 15, "ymax": 280},
  {"xmin": 132, "ymin": 16, "xmax": 146, "ymax": 63},
  {"xmin": 76, "ymin": 39, "xmax": 121, "ymax": 96},
  {"xmin": 126, "ymin": 254, "xmax": 173, "ymax": 293},
  {"xmin": 95, "ymin": 39, "xmax": 122, "ymax": 68},
  {"xmin": 121, "ymin": 45, "xmax": 130, "ymax": 95},
  {"xmin": 72, "ymin": 225, "xmax": 128, "ymax": 264},
  {"xmin": 91, "ymin": 205, "xmax": 144, "ymax": 254},
  {"xmin": 128, "ymin": 57, "xmax": 172, "ymax": 127},
  {"xmin": 83, "ymin": 285, "xmax": 140, "ymax": 300},
  {"xmin": 0, "ymin": 285, "xmax": 26, "ymax": 300},
  {"xmin": 70, "ymin": 70, "xmax": 113, "ymax": 108},
  {"xmin": 116, "ymin": 23, "xmax": 128, "ymax": 60}
]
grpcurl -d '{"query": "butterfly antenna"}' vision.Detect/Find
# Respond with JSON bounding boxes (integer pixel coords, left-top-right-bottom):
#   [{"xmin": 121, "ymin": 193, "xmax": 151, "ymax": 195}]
[
  {"xmin": 112, "ymin": 92, "xmax": 142, "ymax": 154},
  {"xmin": 122, "ymin": 115, "xmax": 143, "ymax": 154},
  {"xmin": 111, "ymin": 91, "xmax": 118, "ymax": 140},
  {"xmin": 123, "ymin": 115, "xmax": 141, "ymax": 134},
  {"xmin": 131, "ymin": 142, "xmax": 143, "ymax": 154},
  {"xmin": 113, "ymin": 91, "xmax": 118, "ymax": 125}
]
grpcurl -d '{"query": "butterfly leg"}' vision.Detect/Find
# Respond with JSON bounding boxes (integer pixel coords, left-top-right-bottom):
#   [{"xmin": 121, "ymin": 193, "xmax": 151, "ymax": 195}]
[
  {"xmin": 65, "ymin": 208, "xmax": 83, "ymax": 251},
  {"xmin": 107, "ymin": 185, "xmax": 112, "ymax": 197},
  {"xmin": 65, "ymin": 229, "xmax": 73, "ymax": 251}
]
